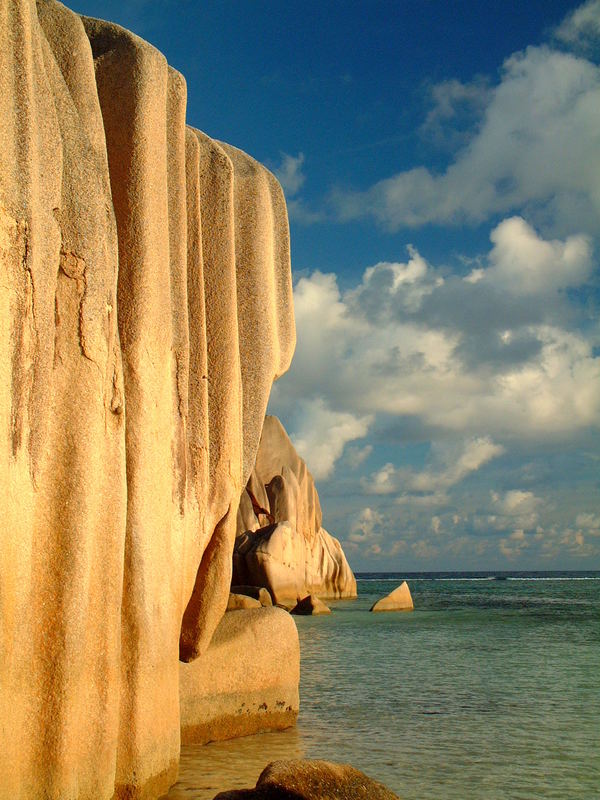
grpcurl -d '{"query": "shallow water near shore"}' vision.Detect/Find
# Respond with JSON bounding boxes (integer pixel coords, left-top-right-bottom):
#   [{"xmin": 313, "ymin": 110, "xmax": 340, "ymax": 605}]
[{"xmin": 168, "ymin": 572, "xmax": 600, "ymax": 799}]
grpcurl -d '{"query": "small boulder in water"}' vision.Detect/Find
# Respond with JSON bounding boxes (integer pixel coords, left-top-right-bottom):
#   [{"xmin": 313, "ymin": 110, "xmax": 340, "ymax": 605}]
[
  {"xmin": 370, "ymin": 581, "xmax": 414, "ymax": 612},
  {"xmin": 290, "ymin": 595, "xmax": 331, "ymax": 616}
]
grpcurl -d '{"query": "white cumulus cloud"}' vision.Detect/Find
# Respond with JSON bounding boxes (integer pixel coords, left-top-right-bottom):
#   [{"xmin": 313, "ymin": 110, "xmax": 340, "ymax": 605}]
[
  {"xmin": 270, "ymin": 217, "xmax": 600, "ymax": 463},
  {"xmin": 332, "ymin": 44, "xmax": 600, "ymax": 234},
  {"xmin": 288, "ymin": 397, "xmax": 372, "ymax": 480},
  {"xmin": 484, "ymin": 216, "xmax": 593, "ymax": 294}
]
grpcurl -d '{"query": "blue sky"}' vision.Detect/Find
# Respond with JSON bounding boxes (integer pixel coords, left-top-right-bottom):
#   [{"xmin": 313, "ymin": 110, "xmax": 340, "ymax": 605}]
[{"xmin": 73, "ymin": 0, "xmax": 600, "ymax": 571}]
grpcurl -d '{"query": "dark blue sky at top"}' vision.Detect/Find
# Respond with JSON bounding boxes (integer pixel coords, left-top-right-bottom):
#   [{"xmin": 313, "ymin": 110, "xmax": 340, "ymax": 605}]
[{"xmin": 72, "ymin": 0, "xmax": 582, "ymax": 284}]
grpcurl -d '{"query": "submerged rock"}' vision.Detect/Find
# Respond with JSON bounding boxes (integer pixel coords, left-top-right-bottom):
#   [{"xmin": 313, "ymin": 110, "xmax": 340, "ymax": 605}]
[
  {"xmin": 370, "ymin": 581, "xmax": 414, "ymax": 612},
  {"xmin": 291, "ymin": 595, "xmax": 332, "ymax": 616},
  {"xmin": 213, "ymin": 758, "xmax": 401, "ymax": 799}
]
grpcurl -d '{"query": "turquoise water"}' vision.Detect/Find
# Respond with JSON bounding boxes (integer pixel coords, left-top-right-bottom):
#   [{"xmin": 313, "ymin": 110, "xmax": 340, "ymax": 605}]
[{"xmin": 169, "ymin": 573, "xmax": 600, "ymax": 799}]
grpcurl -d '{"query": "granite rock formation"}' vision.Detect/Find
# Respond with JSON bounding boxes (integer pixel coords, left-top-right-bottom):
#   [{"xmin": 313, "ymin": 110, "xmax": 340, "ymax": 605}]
[
  {"xmin": 213, "ymin": 759, "xmax": 401, "ymax": 799},
  {"xmin": 0, "ymin": 2, "xmax": 294, "ymax": 798},
  {"xmin": 370, "ymin": 582, "xmax": 414, "ymax": 612},
  {"xmin": 231, "ymin": 585, "xmax": 274, "ymax": 606},
  {"xmin": 226, "ymin": 593, "xmax": 262, "ymax": 611},
  {"xmin": 233, "ymin": 416, "xmax": 357, "ymax": 605},
  {"xmin": 179, "ymin": 607, "xmax": 299, "ymax": 745},
  {"xmin": 291, "ymin": 595, "xmax": 332, "ymax": 616}
]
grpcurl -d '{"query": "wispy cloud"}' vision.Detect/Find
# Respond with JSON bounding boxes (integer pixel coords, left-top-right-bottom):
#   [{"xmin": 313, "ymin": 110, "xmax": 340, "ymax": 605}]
[
  {"xmin": 331, "ymin": 42, "xmax": 600, "ymax": 235},
  {"xmin": 274, "ymin": 152, "xmax": 306, "ymax": 195},
  {"xmin": 361, "ymin": 438, "xmax": 505, "ymax": 497},
  {"xmin": 555, "ymin": 0, "xmax": 600, "ymax": 52},
  {"xmin": 420, "ymin": 76, "xmax": 492, "ymax": 150},
  {"xmin": 272, "ymin": 151, "xmax": 324, "ymax": 224}
]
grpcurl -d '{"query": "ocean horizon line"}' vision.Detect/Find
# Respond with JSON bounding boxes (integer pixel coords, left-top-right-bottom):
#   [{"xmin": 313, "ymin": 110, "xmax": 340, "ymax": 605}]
[{"xmin": 354, "ymin": 570, "xmax": 600, "ymax": 581}]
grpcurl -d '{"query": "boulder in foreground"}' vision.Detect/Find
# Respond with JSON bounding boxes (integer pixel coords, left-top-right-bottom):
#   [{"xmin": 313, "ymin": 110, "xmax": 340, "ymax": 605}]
[
  {"xmin": 180, "ymin": 607, "xmax": 299, "ymax": 745},
  {"xmin": 291, "ymin": 595, "xmax": 332, "ymax": 616},
  {"xmin": 213, "ymin": 759, "xmax": 401, "ymax": 799},
  {"xmin": 370, "ymin": 581, "xmax": 414, "ymax": 612}
]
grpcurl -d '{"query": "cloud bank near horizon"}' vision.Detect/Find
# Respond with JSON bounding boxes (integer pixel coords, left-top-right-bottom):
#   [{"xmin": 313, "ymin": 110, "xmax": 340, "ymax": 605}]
[{"xmin": 269, "ymin": 211, "xmax": 599, "ymax": 568}]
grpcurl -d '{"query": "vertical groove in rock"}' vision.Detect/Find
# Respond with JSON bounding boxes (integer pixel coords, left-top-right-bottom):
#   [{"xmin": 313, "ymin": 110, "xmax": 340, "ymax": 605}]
[
  {"xmin": 2, "ymin": 2, "xmax": 127, "ymax": 799},
  {"xmin": 178, "ymin": 129, "xmax": 241, "ymax": 663},
  {"xmin": 83, "ymin": 17, "xmax": 185, "ymax": 794}
]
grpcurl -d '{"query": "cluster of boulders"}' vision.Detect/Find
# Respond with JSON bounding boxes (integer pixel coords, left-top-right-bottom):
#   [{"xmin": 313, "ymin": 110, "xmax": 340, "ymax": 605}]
[{"xmin": 233, "ymin": 416, "xmax": 357, "ymax": 608}]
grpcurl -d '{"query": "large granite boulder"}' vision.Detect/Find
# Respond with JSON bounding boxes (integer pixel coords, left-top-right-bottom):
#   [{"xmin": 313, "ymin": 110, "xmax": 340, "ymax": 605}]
[
  {"xmin": 179, "ymin": 608, "xmax": 299, "ymax": 745},
  {"xmin": 213, "ymin": 759, "xmax": 401, "ymax": 799},
  {"xmin": 234, "ymin": 416, "xmax": 357, "ymax": 604},
  {"xmin": 0, "ymin": 2, "xmax": 294, "ymax": 798},
  {"xmin": 234, "ymin": 522, "xmax": 307, "ymax": 606},
  {"xmin": 370, "ymin": 582, "xmax": 414, "ymax": 612}
]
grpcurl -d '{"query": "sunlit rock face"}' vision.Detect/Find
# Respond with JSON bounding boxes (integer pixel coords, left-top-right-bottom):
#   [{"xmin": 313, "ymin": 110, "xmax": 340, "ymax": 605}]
[
  {"xmin": 179, "ymin": 607, "xmax": 300, "ymax": 746},
  {"xmin": 234, "ymin": 416, "xmax": 357, "ymax": 606},
  {"xmin": 0, "ymin": 2, "xmax": 294, "ymax": 798},
  {"xmin": 370, "ymin": 581, "xmax": 414, "ymax": 612}
]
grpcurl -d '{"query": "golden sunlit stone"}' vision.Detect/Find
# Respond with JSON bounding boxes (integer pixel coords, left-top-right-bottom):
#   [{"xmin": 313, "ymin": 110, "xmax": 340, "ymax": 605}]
[{"xmin": 0, "ymin": 1, "xmax": 294, "ymax": 797}]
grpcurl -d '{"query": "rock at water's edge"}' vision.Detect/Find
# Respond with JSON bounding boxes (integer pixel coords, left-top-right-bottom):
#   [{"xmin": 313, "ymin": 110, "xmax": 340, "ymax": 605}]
[
  {"xmin": 0, "ymin": 2, "xmax": 295, "ymax": 797},
  {"xmin": 212, "ymin": 758, "xmax": 401, "ymax": 799},
  {"xmin": 179, "ymin": 607, "xmax": 299, "ymax": 745},
  {"xmin": 370, "ymin": 581, "xmax": 414, "ymax": 612},
  {"xmin": 234, "ymin": 416, "xmax": 357, "ymax": 602},
  {"xmin": 291, "ymin": 595, "xmax": 332, "ymax": 616}
]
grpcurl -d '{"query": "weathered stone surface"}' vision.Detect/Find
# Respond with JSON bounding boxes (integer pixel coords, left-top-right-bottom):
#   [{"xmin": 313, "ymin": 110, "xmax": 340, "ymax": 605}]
[
  {"xmin": 370, "ymin": 581, "xmax": 414, "ymax": 612},
  {"xmin": 291, "ymin": 595, "xmax": 332, "ymax": 616},
  {"xmin": 234, "ymin": 416, "xmax": 357, "ymax": 603},
  {"xmin": 231, "ymin": 585, "xmax": 274, "ymax": 606},
  {"xmin": 0, "ymin": 2, "xmax": 294, "ymax": 798},
  {"xmin": 213, "ymin": 759, "xmax": 401, "ymax": 799},
  {"xmin": 180, "ymin": 608, "xmax": 299, "ymax": 745},
  {"xmin": 227, "ymin": 593, "xmax": 262, "ymax": 611},
  {"xmin": 234, "ymin": 522, "xmax": 307, "ymax": 606}
]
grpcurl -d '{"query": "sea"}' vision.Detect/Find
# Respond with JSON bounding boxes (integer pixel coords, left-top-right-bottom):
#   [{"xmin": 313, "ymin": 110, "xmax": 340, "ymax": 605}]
[{"xmin": 168, "ymin": 572, "xmax": 600, "ymax": 799}]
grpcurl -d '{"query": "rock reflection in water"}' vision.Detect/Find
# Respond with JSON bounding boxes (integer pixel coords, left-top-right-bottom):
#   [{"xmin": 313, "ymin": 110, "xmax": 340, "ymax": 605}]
[{"xmin": 166, "ymin": 727, "xmax": 304, "ymax": 799}]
